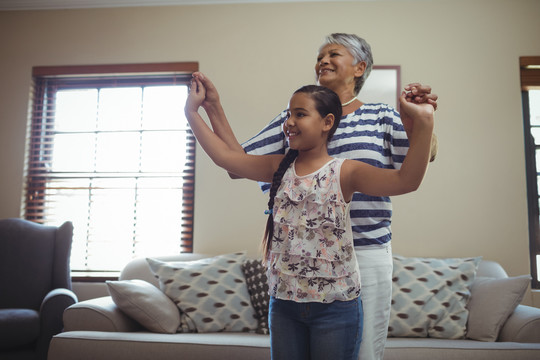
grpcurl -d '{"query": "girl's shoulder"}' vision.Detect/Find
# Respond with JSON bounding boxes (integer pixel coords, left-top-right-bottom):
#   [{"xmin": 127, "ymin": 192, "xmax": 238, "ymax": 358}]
[
  {"xmin": 339, "ymin": 158, "xmax": 370, "ymax": 183},
  {"xmin": 331, "ymin": 157, "xmax": 346, "ymax": 167}
]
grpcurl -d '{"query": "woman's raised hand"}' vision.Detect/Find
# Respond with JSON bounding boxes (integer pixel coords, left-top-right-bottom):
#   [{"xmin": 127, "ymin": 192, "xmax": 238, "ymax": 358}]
[{"xmin": 404, "ymin": 83, "xmax": 438, "ymax": 110}]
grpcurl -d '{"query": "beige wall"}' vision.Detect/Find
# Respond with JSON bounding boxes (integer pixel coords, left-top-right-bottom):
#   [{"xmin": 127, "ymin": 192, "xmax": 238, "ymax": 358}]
[{"xmin": 1, "ymin": 0, "xmax": 540, "ymax": 303}]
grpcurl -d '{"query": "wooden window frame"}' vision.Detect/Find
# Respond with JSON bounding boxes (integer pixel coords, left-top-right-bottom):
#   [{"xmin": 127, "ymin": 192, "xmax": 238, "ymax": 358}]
[
  {"xmin": 521, "ymin": 56, "xmax": 540, "ymax": 289},
  {"xmin": 24, "ymin": 62, "xmax": 198, "ymax": 280}
]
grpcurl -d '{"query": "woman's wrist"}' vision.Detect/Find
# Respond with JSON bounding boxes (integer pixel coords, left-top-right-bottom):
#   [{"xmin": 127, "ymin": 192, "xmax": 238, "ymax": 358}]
[{"xmin": 202, "ymin": 100, "xmax": 222, "ymax": 115}]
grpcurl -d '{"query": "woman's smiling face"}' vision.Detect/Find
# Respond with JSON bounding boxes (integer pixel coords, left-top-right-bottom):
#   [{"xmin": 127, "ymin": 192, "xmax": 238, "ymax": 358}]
[{"xmin": 315, "ymin": 43, "xmax": 364, "ymax": 92}]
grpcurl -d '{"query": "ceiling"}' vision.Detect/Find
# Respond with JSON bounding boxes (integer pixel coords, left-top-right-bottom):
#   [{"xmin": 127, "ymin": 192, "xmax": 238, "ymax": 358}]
[{"xmin": 0, "ymin": 0, "xmax": 358, "ymax": 11}]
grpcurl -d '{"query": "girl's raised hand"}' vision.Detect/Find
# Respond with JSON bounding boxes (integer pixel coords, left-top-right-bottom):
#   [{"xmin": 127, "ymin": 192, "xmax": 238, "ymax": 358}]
[
  {"xmin": 192, "ymin": 72, "xmax": 221, "ymax": 110},
  {"xmin": 185, "ymin": 77, "xmax": 206, "ymax": 115},
  {"xmin": 401, "ymin": 83, "xmax": 437, "ymax": 135}
]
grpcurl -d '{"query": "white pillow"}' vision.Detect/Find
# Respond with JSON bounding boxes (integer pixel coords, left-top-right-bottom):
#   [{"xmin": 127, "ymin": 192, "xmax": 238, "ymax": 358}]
[
  {"xmin": 106, "ymin": 279, "xmax": 180, "ymax": 334},
  {"xmin": 147, "ymin": 252, "xmax": 258, "ymax": 333},
  {"xmin": 466, "ymin": 275, "xmax": 531, "ymax": 341},
  {"xmin": 388, "ymin": 255, "xmax": 481, "ymax": 339}
]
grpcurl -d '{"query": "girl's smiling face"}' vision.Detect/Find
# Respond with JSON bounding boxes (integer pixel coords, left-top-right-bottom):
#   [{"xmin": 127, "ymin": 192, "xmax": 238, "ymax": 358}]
[{"xmin": 283, "ymin": 92, "xmax": 332, "ymax": 150}]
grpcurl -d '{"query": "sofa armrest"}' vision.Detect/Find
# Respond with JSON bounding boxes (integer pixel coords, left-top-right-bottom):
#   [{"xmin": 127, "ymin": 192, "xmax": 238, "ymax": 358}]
[
  {"xmin": 37, "ymin": 288, "xmax": 78, "ymax": 359},
  {"xmin": 63, "ymin": 296, "xmax": 143, "ymax": 332},
  {"xmin": 498, "ymin": 304, "xmax": 540, "ymax": 343},
  {"xmin": 41, "ymin": 288, "xmax": 78, "ymax": 333}
]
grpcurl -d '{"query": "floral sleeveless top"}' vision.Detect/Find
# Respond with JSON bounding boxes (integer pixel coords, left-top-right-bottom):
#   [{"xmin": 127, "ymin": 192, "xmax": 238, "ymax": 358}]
[{"xmin": 267, "ymin": 157, "xmax": 361, "ymax": 303}]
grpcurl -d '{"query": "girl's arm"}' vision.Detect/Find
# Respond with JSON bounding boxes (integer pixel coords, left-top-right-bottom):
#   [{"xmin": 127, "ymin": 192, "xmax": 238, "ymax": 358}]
[
  {"xmin": 341, "ymin": 91, "xmax": 434, "ymax": 199},
  {"xmin": 184, "ymin": 77, "xmax": 282, "ymax": 183},
  {"xmin": 192, "ymin": 72, "xmax": 245, "ymax": 153},
  {"xmin": 192, "ymin": 72, "xmax": 252, "ymax": 179}
]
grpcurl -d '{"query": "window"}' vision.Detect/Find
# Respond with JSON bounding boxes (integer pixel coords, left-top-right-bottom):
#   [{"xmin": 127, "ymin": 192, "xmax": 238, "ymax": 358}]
[
  {"xmin": 24, "ymin": 63, "xmax": 198, "ymax": 276},
  {"xmin": 521, "ymin": 56, "xmax": 540, "ymax": 288}
]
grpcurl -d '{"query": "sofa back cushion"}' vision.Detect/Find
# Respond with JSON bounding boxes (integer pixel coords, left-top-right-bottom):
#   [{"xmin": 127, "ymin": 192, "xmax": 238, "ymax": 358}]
[
  {"xmin": 120, "ymin": 253, "xmax": 209, "ymax": 286},
  {"xmin": 475, "ymin": 260, "xmax": 508, "ymax": 279}
]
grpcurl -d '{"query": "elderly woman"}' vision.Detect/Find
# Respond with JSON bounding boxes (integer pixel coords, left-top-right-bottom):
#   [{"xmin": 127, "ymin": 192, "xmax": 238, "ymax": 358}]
[{"xmin": 197, "ymin": 33, "xmax": 438, "ymax": 360}]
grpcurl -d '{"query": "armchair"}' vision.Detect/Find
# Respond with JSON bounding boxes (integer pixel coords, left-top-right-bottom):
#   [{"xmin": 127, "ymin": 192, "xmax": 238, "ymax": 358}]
[{"xmin": 0, "ymin": 218, "xmax": 77, "ymax": 360}]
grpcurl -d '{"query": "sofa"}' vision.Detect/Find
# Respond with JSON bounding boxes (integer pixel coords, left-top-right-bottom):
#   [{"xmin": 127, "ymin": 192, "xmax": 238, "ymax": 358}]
[{"xmin": 48, "ymin": 252, "xmax": 540, "ymax": 360}]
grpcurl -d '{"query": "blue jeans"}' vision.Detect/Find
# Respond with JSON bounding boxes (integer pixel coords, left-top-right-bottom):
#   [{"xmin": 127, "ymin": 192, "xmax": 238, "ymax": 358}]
[{"xmin": 269, "ymin": 296, "xmax": 363, "ymax": 360}]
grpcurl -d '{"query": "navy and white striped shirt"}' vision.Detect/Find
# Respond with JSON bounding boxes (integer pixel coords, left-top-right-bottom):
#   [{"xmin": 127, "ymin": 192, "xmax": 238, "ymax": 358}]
[{"xmin": 242, "ymin": 103, "xmax": 409, "ymax": 247}]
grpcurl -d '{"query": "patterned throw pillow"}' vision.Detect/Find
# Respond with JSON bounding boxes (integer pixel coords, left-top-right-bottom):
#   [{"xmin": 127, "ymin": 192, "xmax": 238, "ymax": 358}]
[
  {"xmin": 388, "ymin": 255, "xmax": 481, "ymax": 339},
  {"xmin": 241, "ymin": 259, "xmax": 270, "ymax": 334},
  {"xmin": 147, "ymin": 252, "xmax": 258, "ymax": 333}
]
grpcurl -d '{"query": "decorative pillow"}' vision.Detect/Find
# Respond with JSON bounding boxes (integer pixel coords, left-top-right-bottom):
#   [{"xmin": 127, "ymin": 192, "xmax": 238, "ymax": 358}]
[
  {"xmin": 466, "ymin": 275, "xmax": 531, "ymax": 341},
  {"xmin": 388, "ymin": 255, "xmax": 481, "ymax": 339},
  {"xmin": 106, "ymin": 279, "xmax": 181, "ymax": 334},
  {"xmin": 241, "ymin": 259, "xmax": 270, "ymax": 334},
  {"xmin": 147, "ymin": 252, "xmax": 258, "ymax": 333}
]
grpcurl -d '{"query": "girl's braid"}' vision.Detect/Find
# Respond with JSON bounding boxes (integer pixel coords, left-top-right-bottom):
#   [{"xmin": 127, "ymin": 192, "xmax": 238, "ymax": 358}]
[{"xmin": 262, "ymin": 149, "xmax": 299, "ymax": 261}]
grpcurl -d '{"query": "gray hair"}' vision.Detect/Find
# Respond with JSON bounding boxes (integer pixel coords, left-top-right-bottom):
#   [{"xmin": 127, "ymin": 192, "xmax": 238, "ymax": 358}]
[{"xmin": 318, "ymin": 33, "xmax": 374, "ymax": 95}]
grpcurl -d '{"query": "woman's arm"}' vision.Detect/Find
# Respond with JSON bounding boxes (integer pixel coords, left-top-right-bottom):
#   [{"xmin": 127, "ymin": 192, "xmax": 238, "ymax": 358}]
[
  {"xmin": 184, "ymin": 77, "xmax": 282, "ymax": 183},
  {"xmin": 341, "ymin": 91, "xmax": 434, "ymax": 199}
]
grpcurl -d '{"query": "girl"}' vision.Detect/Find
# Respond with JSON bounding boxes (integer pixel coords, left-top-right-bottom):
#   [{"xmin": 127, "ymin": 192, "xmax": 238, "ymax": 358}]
[{"xmin": 184, "ymin": 77, "xmax": 434, "ymax": 360}]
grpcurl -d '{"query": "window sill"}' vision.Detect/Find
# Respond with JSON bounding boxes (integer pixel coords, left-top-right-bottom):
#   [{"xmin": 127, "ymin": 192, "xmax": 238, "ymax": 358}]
[
  {"xmin": 71, "ymin": 271, "xmax": 120, "ymax": 282},
  {"xmin": 531, "ymin": 289, "xmax": 540, "ymax": 308}
]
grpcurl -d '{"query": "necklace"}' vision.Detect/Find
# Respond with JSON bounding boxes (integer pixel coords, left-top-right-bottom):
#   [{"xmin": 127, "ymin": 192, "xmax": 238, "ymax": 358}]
[{"xmin": 341, "ymin": 97, "xmax": 357, "ymax": 107}]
